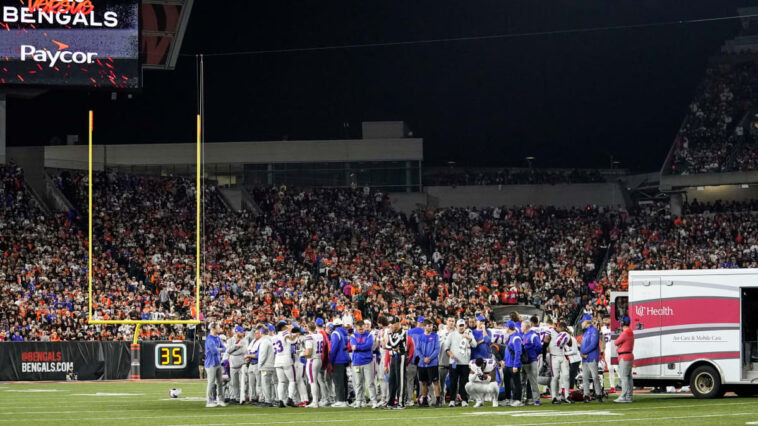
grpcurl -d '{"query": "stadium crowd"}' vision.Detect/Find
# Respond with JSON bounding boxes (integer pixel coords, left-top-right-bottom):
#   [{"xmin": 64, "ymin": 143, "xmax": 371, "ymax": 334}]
[
  {"xmin": 599, "ymin": 201, "xmax": 758, "ymax": 293},
  {"xmin": 669, "ymin": 56, "xmax": 758, "ymax": 175},
  {"xmin": 424, "ymin": 168, "xmax": 606, "ymax": 186},
  {"xmin": 1, "ymin": 164, "xmax": 757, "ymax": 345}
]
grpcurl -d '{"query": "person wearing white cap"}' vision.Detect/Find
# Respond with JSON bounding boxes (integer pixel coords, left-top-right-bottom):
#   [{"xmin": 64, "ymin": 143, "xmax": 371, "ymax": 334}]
[
  {"xmin": 443, "ymin": 318, "xmax": 476, "ymax": 407},
  {"xmin": 226, "ymin": 325, "xmax": 250, "ymax": 404}
]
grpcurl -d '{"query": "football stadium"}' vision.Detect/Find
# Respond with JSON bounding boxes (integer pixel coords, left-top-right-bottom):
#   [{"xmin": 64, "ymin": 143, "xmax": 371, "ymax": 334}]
[{"xmin": 1, "ymin": 1, "xmax": 758, "ymax": 425}]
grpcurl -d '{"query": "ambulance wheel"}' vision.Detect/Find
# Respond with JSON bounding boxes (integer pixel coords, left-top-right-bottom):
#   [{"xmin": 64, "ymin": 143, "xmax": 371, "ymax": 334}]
[{"xmin": 690, "ymin": 365, "xmax": 722, "ymax": 399}]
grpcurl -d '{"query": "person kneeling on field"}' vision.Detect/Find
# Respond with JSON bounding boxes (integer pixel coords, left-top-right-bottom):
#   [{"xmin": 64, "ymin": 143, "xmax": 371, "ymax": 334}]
[{"xmin": 465, "ymin": 358, "xmax": 500, "ymax": 408}]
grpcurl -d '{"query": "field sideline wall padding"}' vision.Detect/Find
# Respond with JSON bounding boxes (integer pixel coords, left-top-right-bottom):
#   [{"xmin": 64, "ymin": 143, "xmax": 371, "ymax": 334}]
[
  {"xmin": 0, "ymin": 340, "xmax": 202, "ymax": 381},
  {"xmin": 0, "ymin": 341, "xmax": 130, "ymax": 381}
]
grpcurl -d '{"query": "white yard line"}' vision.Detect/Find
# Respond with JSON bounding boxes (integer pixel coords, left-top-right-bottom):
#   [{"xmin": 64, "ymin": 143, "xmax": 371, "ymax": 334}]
[
  {"xmin": 511, "ymin": 411, "xmax": 758, "ymax": 426},
  {"xmin": 3, "ymin": 400, "xmax": 756, "ymax": 423},
  {"xmin": 0, "ymin": 399, "xmax": 756, "ymax": 416},
  {"xmin": 164, "ymin": 410, "xmax": 758, "ymax": 426},
  {"xmin": 0, "ymin": 397, "xmax": 751, "ymax": 412}
]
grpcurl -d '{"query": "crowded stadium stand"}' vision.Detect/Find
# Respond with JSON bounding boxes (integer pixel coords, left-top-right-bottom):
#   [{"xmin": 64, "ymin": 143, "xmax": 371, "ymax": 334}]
[
  {"xmin": 1, "ymin": 77, "xmax": 758, "ymax": 343},
  {"xmin": 2, "ymin": 142, "xmax": 757, "ymax": 343},
  {"xmin": 662, "ymin": 9, "xmax": 758, "ymax": 187},
  {"xmin": 6, "ymin": 5, "xmax": 758, "ymax": 423}
]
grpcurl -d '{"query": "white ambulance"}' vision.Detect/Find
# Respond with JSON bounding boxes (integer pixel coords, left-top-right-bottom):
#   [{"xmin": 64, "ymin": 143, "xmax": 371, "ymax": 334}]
[{"xmin": 626, "ymin": 269, "xmax": 758, "ymax": 398}]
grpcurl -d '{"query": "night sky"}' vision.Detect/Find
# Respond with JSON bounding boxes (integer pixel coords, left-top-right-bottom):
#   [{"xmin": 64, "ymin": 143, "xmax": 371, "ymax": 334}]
[{"xmin": 7, "ymin": 0, "xmax": 758, "ymax": 171}]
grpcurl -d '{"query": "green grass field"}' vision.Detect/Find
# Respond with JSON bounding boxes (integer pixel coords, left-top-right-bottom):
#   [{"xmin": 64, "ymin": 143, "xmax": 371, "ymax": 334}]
[{"xmin": 0, "ymin": 380, "xmax": 756, "ymax": 425}]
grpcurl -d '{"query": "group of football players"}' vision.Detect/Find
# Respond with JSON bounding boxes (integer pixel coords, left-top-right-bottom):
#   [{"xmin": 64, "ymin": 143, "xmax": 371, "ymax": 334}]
[{"xmin": 203, "ymin": 312, "xmax": 619, "ymax": 408}]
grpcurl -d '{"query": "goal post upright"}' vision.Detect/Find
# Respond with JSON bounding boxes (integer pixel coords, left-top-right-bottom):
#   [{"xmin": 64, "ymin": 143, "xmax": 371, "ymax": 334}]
[
  {"xmin": 196, "ymin": 113, "xmax": 201, "ymax": 322},
  {"xmin": 88, "ymin": 110, "xmax": 93, "ymax": 320},
  {"xmin": 86, "ymin": 112, "xmax": 203, "ymax": 380}
]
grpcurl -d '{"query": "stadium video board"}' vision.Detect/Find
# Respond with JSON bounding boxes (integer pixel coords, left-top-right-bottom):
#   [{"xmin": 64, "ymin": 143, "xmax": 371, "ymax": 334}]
[{"xmin": 0, "ymin": 0, "xmax": 140, "ymax": 89}]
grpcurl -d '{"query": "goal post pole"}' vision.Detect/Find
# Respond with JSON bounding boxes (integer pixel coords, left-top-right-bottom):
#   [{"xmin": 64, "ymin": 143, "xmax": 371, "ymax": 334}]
[
  {"xmin": 130, "ymin": 323, "xmax": 141, "ymax": 381},
  {"xmin": 196, "ymin": 113, "xmax": 201, "ymax": 320},
  {"xmin": 88, "ymin": 110, "xmax": 93, "ymax": 319},
  {"xmin": 86, "ymin": 113, "xmax": 204, "ymax": 383}
]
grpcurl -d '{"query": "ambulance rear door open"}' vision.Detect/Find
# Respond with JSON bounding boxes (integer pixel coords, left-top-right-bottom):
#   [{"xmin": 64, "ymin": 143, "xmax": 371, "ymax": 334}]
[{"xmin": 742, "ymin": 287, "xmax": 758, "ymax": 381}]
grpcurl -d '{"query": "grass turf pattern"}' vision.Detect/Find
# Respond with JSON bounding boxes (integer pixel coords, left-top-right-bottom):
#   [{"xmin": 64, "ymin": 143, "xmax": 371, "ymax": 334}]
[{"xmin": 0, "ymin": 381, "xmax": 756, "ymax": 425}]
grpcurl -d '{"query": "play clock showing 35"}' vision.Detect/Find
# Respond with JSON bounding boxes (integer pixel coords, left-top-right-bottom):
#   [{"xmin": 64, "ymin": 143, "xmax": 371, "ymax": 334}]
[{"xmin": 155, "ymin": 343, "xmax": 186, "ymax": 369}]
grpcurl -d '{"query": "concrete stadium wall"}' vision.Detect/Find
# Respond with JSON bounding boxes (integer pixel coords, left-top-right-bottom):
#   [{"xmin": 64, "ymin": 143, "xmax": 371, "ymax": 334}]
[
  {"xmin": 683, "ymin": 184, "xmax": 758, "ymax": 203},
  {"xmin": 387, "ymin": 192, "xmax": 428, "ymax": 214},
  {"xmin": 424, "ymin": 183, "xmax": 628, "ymax": 209},
  {"xmin": 660, "ymin": 170, "xmax": 758, "ymax": 190},
  {"xmin": 44, "ymin": 138, "xmax": 423, "ymax": 170}
]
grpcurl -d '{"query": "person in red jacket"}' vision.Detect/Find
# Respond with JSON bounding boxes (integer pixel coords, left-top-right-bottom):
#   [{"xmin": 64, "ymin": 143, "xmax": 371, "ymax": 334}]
[{"xmin": 613, "ymin": 317, "xmax": 634, "ymax": 403}]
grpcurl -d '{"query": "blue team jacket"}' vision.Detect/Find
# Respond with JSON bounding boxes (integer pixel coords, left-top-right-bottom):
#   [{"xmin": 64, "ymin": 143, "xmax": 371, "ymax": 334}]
[
  {"xmin": 471, "ymin": 329, "xmax": 492, "ymax": 359},
  {"xmin": 522, "ymin": 330, "xmax": 541, "ymax": 364},
  {"xmin": 580, "ymin": 325, "xmax": 600, "ymax": 363},
  {"xmin": 415, "ymin": 332, "xmax": 440, "ymax": 367},
  {"xmin": 349, "ymin": 331, "xmax": 374, "ymax": 366},
  {"xmin": 330, "ymin": 327, "xmax": 350, "ymax": 364},
  {"xmin": 504, "ymin": 333, "xmax": 523, "ymax": 368},
  {"xmin": 204, "ymin": 334, "xmax": 226, "ymax": 368}
]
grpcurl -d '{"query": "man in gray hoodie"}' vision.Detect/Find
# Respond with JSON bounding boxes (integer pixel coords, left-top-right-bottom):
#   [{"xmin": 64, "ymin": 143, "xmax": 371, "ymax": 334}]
[
  {"xmin": 226, "ymin": 325, "xmax": 250, "ymax": 404},
  {"xmin": 256, "ymin": 327, "xmax": 276, "ymax": 406},
  {"xmin": 444, "ymin": 318, "xmax": 476, "ymax": 407},
  {"xmin": 437, "ymin": 317, "xmax": 455, "ymax": 400}
]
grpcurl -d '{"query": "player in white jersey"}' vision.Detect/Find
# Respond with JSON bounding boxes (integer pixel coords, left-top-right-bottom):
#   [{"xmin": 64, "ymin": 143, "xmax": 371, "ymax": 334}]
[
  {"xmin": 489, "ymin": 326, "xmax": 508, "ymax": 346},
  {"xmin": 375, "ymin": 317, "xmax": 391, "ymax": 405},
  {"xmin": 293, "ymin": 328, "xmax": 310, "ymax": 405},
  {"xmin": 273, "ymin": 323, "xmax": 298, "ymax": 407},
  {"xmin": 245, "ymin": 326, "xmax": 266, "ymax": 403},
  {"xmin": 437, "ymin": 317, "xmax": 454, "ymax": 400},
  {"xmin": 302, "ymin": 322, "xmax": 326, "ymax": 408},
  {"xmin": 465, "ymin": 357, "xmax": 499, "ymax": 407},
  {"xmin": 600, "ymin": 317, "xmax": 618, "ymax": 391},
  {"xmin": 548, "ymin": 322, "xmax": 572, "ymax": 404}
]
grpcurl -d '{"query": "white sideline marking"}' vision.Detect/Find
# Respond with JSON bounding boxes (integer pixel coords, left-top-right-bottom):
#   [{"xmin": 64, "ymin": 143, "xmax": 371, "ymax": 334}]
[
  {"xmin": 466, "ymin": 410, "xmax": 621, "ymax": 417},
  {"xmin": 160, "ymin": 397, "xmax": 206, "ymax": 401},
  {"xmin": 0, "ymin": 398, "xmax": 756, "ymax": 419},
  {"xmin": 72, "ymin": 393, "xmax": 145, "ymax": 396},
  {"xmin": 9, "ymin": 404, "xmax": 755, "ymax": 425},
  {"xmin": 514, "ymin": 411, "xmax": 758, "ymax": 426},
  {"xmin": 164, "ymin": 411, "xmax": 758, "ymax": 426}
]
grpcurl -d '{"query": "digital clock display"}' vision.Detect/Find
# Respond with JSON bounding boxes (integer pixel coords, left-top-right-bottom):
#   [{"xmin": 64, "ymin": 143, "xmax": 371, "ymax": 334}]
[{"xmin": 155, "ymin": 343, "xmax": 186, "ymax": 369}]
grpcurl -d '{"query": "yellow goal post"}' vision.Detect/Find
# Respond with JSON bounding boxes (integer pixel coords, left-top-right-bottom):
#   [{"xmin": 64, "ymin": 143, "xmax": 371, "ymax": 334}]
[{"xmin": 87, "ymin": 111, "xmax": 203, "ymax": 345}]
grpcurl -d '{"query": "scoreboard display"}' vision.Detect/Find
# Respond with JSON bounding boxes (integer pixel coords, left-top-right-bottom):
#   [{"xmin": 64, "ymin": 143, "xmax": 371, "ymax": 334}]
[
  {"xmin": 0, "ymin": 0, "xmax": 140, "ymax": 89},
  {"xmin": 154, "ymin": 343, "xmax": 186, "ymax": 369}
]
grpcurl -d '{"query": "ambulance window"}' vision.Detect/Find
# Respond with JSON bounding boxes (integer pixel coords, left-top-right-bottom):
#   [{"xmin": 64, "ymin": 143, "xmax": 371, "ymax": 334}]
[{"xmin": 615, "ymin": 296, "xmax": 628, "ymax": 320}]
